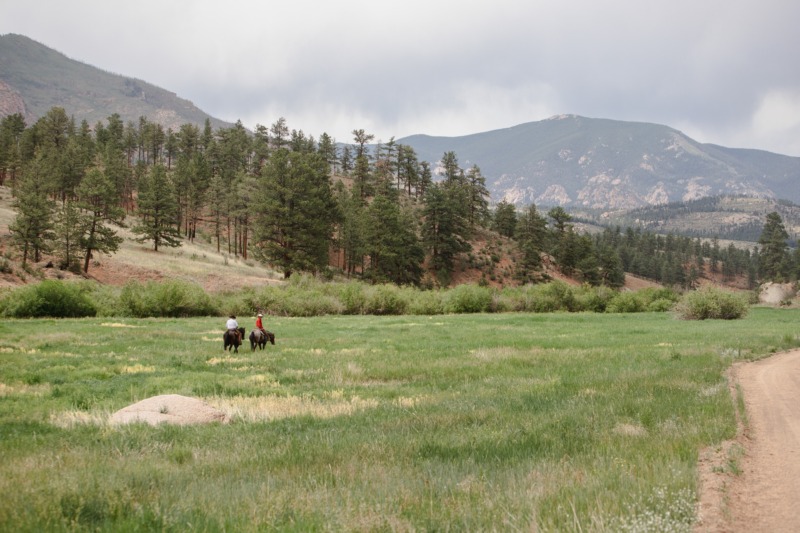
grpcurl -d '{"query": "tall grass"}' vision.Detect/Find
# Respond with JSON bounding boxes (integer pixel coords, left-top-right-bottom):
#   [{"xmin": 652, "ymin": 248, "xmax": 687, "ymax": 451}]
[{"xmin": 1, "ymin": 309, "xmax": 798, "ymax": 530}]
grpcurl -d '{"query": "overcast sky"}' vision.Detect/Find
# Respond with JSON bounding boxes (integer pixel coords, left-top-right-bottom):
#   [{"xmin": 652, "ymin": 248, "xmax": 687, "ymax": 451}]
[{"xmin": 2, "ymin": 0, "xmax": 800, "ymax": 155}]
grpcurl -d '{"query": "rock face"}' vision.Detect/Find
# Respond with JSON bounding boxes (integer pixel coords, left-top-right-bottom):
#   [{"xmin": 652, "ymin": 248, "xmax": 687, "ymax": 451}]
[
  {"xmin": 110, "ymin": 394, "xmax": 227, "ymax": 426},
  {"xmin": 758, "ymin": 282, "xmax": 797, "ymax": 305},
  {"xmin": 0, "ymin": 80, "xmax": 28, "ymax": 119}
]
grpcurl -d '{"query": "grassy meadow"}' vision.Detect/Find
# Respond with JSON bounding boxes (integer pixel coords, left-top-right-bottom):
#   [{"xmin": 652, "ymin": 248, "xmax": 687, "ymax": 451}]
[{"xmin": 1, "ymin": 308, "xmax": 799, "ymax": 531}]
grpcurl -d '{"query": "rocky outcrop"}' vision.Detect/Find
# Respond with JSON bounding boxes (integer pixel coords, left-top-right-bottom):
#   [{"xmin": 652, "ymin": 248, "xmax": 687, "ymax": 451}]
[
  {"xmin": 0, "ymin": 80, "xmax": 28, "ymax": 120},
  {"xmin": 758, "ymin": 282, "xmax": 797, "ymax": 305}
]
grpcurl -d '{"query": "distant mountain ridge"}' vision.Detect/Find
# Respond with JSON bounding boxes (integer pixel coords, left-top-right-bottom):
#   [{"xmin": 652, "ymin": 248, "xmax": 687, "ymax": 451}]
[
  {"xmin": 399, "ymin": 115, "xmax": 800, "ymax": 209},
  {"xmin": 0, "ymin": 33, "xmax": 233, "ymax": 131},
  {"xmin": 2, "ymin": 33, "xmax": 798, "ymax": 212}
]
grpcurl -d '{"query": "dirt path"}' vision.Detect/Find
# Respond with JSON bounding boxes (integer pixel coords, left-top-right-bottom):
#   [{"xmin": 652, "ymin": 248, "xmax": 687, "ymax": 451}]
[{"xmin": 696, "ymin": 349, "xmax": 800, "ymax": 531}]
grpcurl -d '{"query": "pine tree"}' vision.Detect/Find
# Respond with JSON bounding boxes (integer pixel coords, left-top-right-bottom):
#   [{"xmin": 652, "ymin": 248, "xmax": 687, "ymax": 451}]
[
  {"xmin": 8, "ymin": 156, "xmax": 55, "ymax": 264},
  {"xmin": 422, "ymin": 183, "xmax": 471, "ymax": 286},
  {"xmin": 53, "ymin": 199, "xmax": 86, "ymax": 271},
  {"xmin": 514, "ymin": 204, "xmax": 547, "ymax": 283},
  {"xmin": 76, "ymin": 167, "xmax": 125, "ymax": 273},
  {"xmin": 758, "ymin": 211, "xmax": 790, "ymax": 281},
  {"xmin": 493, "ymin": 200, "xmax": 517, "ymax": 238},
  {"xmin": 132, "ymin": 164, "xmax": 181, "ymax": 251},
  {"xmin": 363, "ymin": 184, "xmax": 424, "ymax": 285},
  {"xmin": 252, "ymin": 149, "xmax": 338, "ymax": 278}
]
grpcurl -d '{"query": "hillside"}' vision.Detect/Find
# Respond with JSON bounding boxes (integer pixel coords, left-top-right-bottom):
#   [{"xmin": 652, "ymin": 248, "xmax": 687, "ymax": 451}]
[
  {"xmin": 0, "ymin": 34, "xmax": 233, "ymax": 131},
  {"xmin": 0, "ymin": 185, "xmax": 667, "ymax": 293},
  {"xmin": 0, "ymin": 186, "xmax": 283, "ymax": 292},
  {"xmin": 399, "ymin": 115, "xmax": 800, "ymax": 209},
  {"xmin": 574, "ymin": 196, "xmax": 800, "ymax": 244}
]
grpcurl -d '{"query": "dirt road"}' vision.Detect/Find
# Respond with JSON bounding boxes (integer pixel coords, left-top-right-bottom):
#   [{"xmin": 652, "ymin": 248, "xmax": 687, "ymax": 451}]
[{"xmin": 697, "ymin": 349, "xmax": 800, "ymax": 531}]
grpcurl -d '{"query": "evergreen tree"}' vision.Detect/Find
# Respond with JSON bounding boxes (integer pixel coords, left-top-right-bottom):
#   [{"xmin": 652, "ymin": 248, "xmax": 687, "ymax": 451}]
[
  {"xmin": 363, "ymin": 184, "xmax": 424, "ymax": 285},
  {"xmin": 514, "ymin": 204, "xmax": 547, "ymax": 283},
  {"xmin": 132, "ymin": 164, "xmax": 181, "ymax": 251},
  {"xmin": 422, "ymin": 183, "xmax": 471, "ymax": 285},
  {"xmin": 53, "ymin": 199, "xmax": 85, "ymax": 271},
  {"xmin": 334, "ymin": 184, "xmax": 367, "ymax": 276},
  {"xmin": 0, "ymin": 113, "xmax": 26, "ymax": 186},
  {"xmin": 8, "ymin": 156, "xmax": 55, "ymax": 264},
  {"xmin": 493, "ymin": 200, "xmax": 517, "ymax": 238},
  {"xmin": 465, "ymin": 164, "xmax": 490, "ymax": 228},
  {"xmin": 76, "ymin": 167, "xmax": 125, "ymax": 273},
  {"xmin": 252, "ymin": 149, "xmax": 338, "ymax": 278},
  {"xmin": 758, "ymin": 211, "xmax": 790, "ymax": 281}
]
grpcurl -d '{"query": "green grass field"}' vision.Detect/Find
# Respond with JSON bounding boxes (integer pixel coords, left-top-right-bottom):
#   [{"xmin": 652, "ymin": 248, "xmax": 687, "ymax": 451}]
[{"xmin": 1, "ymin": 309, "xmax": 798, "ymax": 531}]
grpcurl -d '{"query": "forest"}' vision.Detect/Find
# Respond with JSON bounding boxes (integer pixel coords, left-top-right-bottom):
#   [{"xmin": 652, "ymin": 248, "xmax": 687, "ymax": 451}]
[{"xmin": 1, "ymin": 107, "xmax": 798, "ymax": 289}]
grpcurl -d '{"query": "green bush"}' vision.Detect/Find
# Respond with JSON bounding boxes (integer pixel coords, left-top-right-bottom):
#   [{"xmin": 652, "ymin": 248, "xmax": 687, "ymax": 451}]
[
  {"xmin": 337, "ymin": 281, "xmax": 367, "ymax": 315},
  {"xmin": 0, "ymin": 280, "xmax": 97, "ymax": 318},
  {"xmin": 509, "ymin": 281, "xmax": 577, "ymax": 312},
  {"xmin": 607, "ymin": 291, "xmax": 646, "ymax": 313},
  {"xmin": 409, "ymin": 289, "xmax": 445, "ymax": 315},
  {"xmin": 118, "ymin": 280, "xmax": 218, "ymax": 317},
  {"xmin": 443, "ymin": 284, "xmax": 493, "ymax": 313},
  {"xmin": 363, "ymin": 284, "xmax": 409, "ymax": 315},
  {"xmin": 574, "ymin": 285, "xmax": 616, "ymax": 312},
  {"xmin": 607, "ymin": 287, "xmax": 680, "ymax": 313},
  {"xmin": 674, "ymin": 287, "xmax": 749, "ymax": 320}
]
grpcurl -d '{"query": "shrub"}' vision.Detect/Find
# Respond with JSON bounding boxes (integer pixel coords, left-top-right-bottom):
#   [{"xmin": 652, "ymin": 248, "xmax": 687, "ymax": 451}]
[
  {"xmin": 363, "ymin": 284, "xmax": 409, "ymax": 315},
  {"xmin": 281, "ymin": 290, "xmax": 343, "ymax": 317},
  {"xmin": 408, "ymin": 289, "xmax": 444, "ymax": 315},
  {"xmin": 574, "ymin": 285, "xmax": 616, "ymax": 312},
  {"xmin": 607, "ymin": 287, "xmax": 680, "ymax": 313},
  {"xmin": 0, "ymin": 280, "xmax": 96, "ymax": 318},
  {"xmin": 607, "ymin": 291, "xmax": 646, "ymax": 313},
  {"xmin": 337, "ymin": 281, "xmax": 367, "ymax": 315},
  {"xmin": 674, "ymin": 287, "xmax": 749, "ymax": 320},
  {"xmin": 443, "ymin": 284, "xmax": 493, "ymax": 313},
  {"xmin": 119, "ymin": 280, "xmax": 217, "ymax": 317}
]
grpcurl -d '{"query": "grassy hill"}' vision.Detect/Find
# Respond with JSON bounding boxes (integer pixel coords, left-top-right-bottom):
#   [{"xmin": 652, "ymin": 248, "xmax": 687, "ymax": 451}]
[{"xmin": 0, "ymin": 185, "xmax": 283, "ymax": 292}]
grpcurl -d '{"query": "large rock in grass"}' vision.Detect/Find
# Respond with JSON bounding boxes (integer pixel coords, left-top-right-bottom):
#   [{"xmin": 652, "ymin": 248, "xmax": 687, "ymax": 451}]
[
  {"xmin": 759, "ymin": 282, "xmax": 797, "ymax": 305},
  {"xmin": 110, "ymin": 394, "xmax": 227, "ymax": 426}
]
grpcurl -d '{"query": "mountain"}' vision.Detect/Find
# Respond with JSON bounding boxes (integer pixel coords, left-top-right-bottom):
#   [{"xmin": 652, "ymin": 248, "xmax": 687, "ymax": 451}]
[
  {"xmin": 399, "ymin": 114, "xmax": 800, "ymax": 209},
  {"xmin": 0, "ymin": 33, "xmax": 233, "ymax": 131}
]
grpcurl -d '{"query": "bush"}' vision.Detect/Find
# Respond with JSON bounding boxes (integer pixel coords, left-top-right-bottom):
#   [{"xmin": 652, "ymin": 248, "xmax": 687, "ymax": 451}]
[
  {"xmin": 337, "ymin": 281, "xmax": 367, "ymax": 315},
  {"xmin": 509, "ymin": 281, "xmax": 577, "ymax": 313},
  {"xmin": 409, "ymin": 290, "xmax": 445, "ymax": 315},
  {"xmin": 0, "ymin": 280, "xmax": 96, "ymax": 318},
  {"xmin": 363, "ymin": 284, "xmax": 409, "ymax": 315},
  {"xmin": 674, "ymin": 287, "xmax": 749, "ymax": 320},
  {"xmin": 443, "ymin": 284, "xmax": 493, "ymax": 313},
  {"xmin": 607, "ymin": 291, "xmax": 646, "ymax": 313},
  {"xmin": 607, "ymin": 287, "xmax": 680, "ymax": 313},
  {"xmin": 118, "ymin": 280, "xmax": 217, "ymax": 317},
  {"xmin": 574, "ymin": 285, "xmax": 616, "ymax": 313}
]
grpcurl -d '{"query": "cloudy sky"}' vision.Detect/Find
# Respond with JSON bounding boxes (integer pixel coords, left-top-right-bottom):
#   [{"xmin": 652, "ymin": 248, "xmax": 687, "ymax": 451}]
[{"xmin": 2, "ymin": 0, "xmax": 800, "ymax": 155}]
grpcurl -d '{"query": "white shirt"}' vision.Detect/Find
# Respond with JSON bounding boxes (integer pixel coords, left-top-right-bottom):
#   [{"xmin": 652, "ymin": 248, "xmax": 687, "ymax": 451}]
[{"xmin": 226, "ymin": 318, "xmax": 238, "ymax": 330}]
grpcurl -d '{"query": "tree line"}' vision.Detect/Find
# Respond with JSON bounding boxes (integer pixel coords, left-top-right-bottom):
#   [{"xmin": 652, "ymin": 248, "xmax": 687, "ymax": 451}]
[{"xmin": 1, "ymin": 107, "xmax": 797, "ymax": 288}]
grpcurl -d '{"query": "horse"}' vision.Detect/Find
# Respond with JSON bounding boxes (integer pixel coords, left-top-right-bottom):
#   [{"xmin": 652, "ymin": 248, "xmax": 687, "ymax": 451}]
[
  {"xmin": 249, "ymin": 329, "xmax": 275, "ymax": 351},
  {"xmin": 223, "ymin": 327, "xmax": 246, "ymax": 353}
]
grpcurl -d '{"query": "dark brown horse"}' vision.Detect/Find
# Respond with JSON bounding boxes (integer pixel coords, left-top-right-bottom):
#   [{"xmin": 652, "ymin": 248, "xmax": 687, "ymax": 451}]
[
  {"xmin": 249, "ymin": 329, "xmax": 275, "ymax": 351},
  {"xmin": 223, "ymin": 327, "xmax": 246, "ymax": 353}
]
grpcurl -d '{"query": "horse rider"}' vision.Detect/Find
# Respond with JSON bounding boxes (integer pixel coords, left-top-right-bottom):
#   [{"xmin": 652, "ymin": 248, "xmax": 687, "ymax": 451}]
[
  {"xmin": 255, "ymin": 313, "xmax": 267, "ymax": 337},
  {"xmin": 226, "ymin": 315, "xmax": 240, "ymax": 343}
]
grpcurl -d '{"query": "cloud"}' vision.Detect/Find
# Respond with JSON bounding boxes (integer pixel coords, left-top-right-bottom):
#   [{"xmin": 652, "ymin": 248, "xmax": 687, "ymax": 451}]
[{"xmin": 2, "ymin": 0, "xmax": 800, "ymax": 155}]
